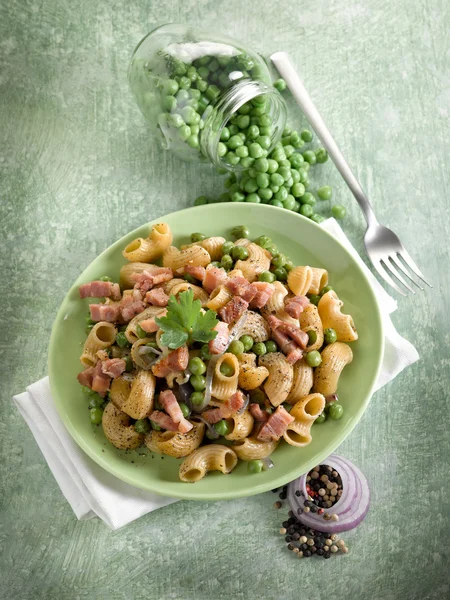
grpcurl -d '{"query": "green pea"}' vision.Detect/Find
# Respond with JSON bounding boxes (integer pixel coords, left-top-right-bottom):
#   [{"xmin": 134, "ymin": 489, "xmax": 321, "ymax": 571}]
[
  {"xmin": 324, "ymin": 328, "xmax": 337, "ymax": 344},
  {"xmin": 315, "ymin": 412, "xmax": 327, "ymax": 424},
  {"xmin": 265, "ymin": 340, "xmax": 278, "ymax": 353},
  {"xmin": 189, "ymin": 357, "xmax": 206, "ymax": 375},
  {"xmin": 288, "ymin": 154, "xmax": 303, "ymax": 170},
  {"xmin": 332, "ymin": 204, "xmax": 346, "ymax": 219},
  {"xmin": 220, "ymin": 127, "xmax": 231, "ymax": 141},
  {"xmin": 90, "ymin": 407, "xmax": 103, "ymax": 425},
  {"xmin": 251, "ymin": 342, "xmax": 266, "ymax": 356},
  {"xmin": 206, "ymin": 85, "xmax": 220, "ymax": 101},
  {"xmin": 298, "ymin": 168, "xmax": 308, "ymax": 184},
  {"xmin": 163, "ymin": 95, "xmax": 177, "ymax": 112},
  {"xmin": 290, "ymin": 169, "xmax": 300, "ymax": 184},
  {"xmin": 178, "ymin": 125, "xmax": 191, "ymax": 141},
  {"xmin": 186, "ymin": 133, "xmax": 199, "ymax": 148},
  {"xmin": 248, "ymin": 459, "xmax": 264, "ymax": 473},
  {"xmin": 267, "ymin": 244, "xmax": 279, "ymax": 256},
  {"xmin": 246, "ymin": 125, "xmax": 260, "ymax": 140},
  {"xmin": 328, "ymin": 403, "xmax": 344, "ymax": 420},
  {"xmin": 238, "ymin": 102, "xmax": 251, "ymax": 114},
  {"xmin": 240, "ymin": 335, "xmax": 254, "ymax": 352},
  {"xmin": 231, "ymin": 191, "xmax": 246, "ymax": 202},
  {"xmin": 253, "ymin": 158, "xmax": 267, "ymax": 173},
  {"xmin": 214, "ymin": 419, "xmax": 232, "ymax": 437},
  {"xmin": 123, "ymin": 355, "xmax": 133, "ymax": 372},
  {"xmin": 222, "ymin": 241, "xmax": 235, "ymax": 255},
  {"xmin": 190, "ymin": 391, "xmax": 205, "ymax": 406},
  {"xmin": 220, "ymin": 254, "xmax": 233, "ymax": 270},
  {"xmin": 231, "ymin": 246, "xmax": 249, "ymax": 261},
  {"xmin": 116, "ymin": 332, "xmax": 131, "ymax": 348},
  {"xmin": 259, "ymin": 188, "xmax": 273, "ymax": 202},
  {"xmin": 300, "ymin": 204, "xmax": 313, "ymax": 218},
  {"xmin": 88, "ymin": 394, "xmax": 104, "ymax": 409},
  {"xmin": 178, "ymin": 403, "xmax": 191, "ymax": 419},
  {"xmin": 231, "ymin": 225, "xmax": 250, "ymax": 239},
  {"xmin": 99, "ymin": 275, "xmax": 112, "ymax": 282},
  {"xmin": 235, "ymin": 114, "xmax": 250, "ymax": 129},
  {"xmin": 256, "ymin": 135, "xmax": 271, "ymax": 150},
  {"xmin": 217, "ymin": 142, "xmax": 227, "ymax": 157},
  {"xmin": 308, "ymin": 294, "xmax": 321, "ymax": 306},
  {"xmin": 258, "ymin": 270, "xmax": 276, "ymax": 283},
  {"xmin": 227, "ymin": 134, "xmax": 243, "ymax": 150},
  {"xmin": 197, "ymin": 80, "xmax": 208, "ymax": 93},
  {"xmin": 267, "ymin": 159, "xmax": 278, "ymax": 174},
  {"xmin": 301, "ymin": 129, "xmax": 313, "ymax": 142},
  {"xmin": 150, "ymin": 420, "xmax": 162, "ymax": 431},
  {"xmin": 274, "ymin": 186, "xmax": 288, "ymax": 202},
  {"xmin": 194, "ymin": 195, "xmax": 209, "ymax": 206},
  {"xmin": 135, "ymin": 323, "xmax": 147, "ymax": 339},
  {"xmin": 320, "ymin": 285, "xmax": 334, "ymax": 296},
  {"xmin": 306, "ymin": 350, "xmax": 322, "ymax": 367},
  {"xmin": 255, "ymin": 235, "xmax": 271, "ymax": 248},
  {"xmin": 283, "ymin": 195, "xmax": 296, "ymax": 211},
  {"xmin": 255, "ymin": 173, "xmax": 269, "ymax": 189},
  {"xmin": 228, "ymin": 340, "xmax": 245, "ymax": 356},
  {"xmin": 303, "ymin": 150, "xmax": 316, "ymax": 165},
  {"xmin": 317, "ymin": 186, "xmax": 332, "ymax": 201},
  {"xmin": 291, "ymin": 182, "xmax": 305, "ymax": 198},
  {"xmin": 146, "ymin": 341, "xmax": 159, "ymax": 350},
  {"xmin": 307, "ymin": 330, "xmax": 318, "ymax": 345},
  {"xmin": 273, "ymin": 266, "xmax": 287, "ymax": 281},
  {"xmin": 315, "ymin": 148, "xmax": 328, "ymax": 163},
  {"xmin": 225, "ymin": 151, "xmax": 240, "ymax": 166},
  {"xmin": 245, "ymin": 193, "xmax": 260, "ymax": 204},
  {"xmin": 233, "ymin": 145, "xmax": 247, "ymax": 159},
  {"xmin": 228, "ymin": 124, "xmax": 239, "ymax": 136},
  {"xmin": 284, "ymin": 259, "xmax": 294, "ymax": 271},
  {"xmin": 167, "ymin": 113, "xmax": 184, "ymax": 130},
  {"xmin": 270, "ymin": 149, "xmax": 286, "ymax": 163},
  {"xmin": 190, "ymin": 232, "xmax": 206, "ymax": 244},
  {"xmin": 273, "ymin": 78, "xmax": 287, "ymax": 92},
  {"xmin": 200, "ymin": 345, "xmax": 212, "ymax": 361},
  {"xmin": 311, "ymin": 213, "xmax": 326, "ymax": 224},
  {"xmin": 240, "ymin": 156, "xmax": 255, "ymax": 168},
  {"xmin": 220, "ymin": 362, "xmax": 235, "ymax": 377},
  {"xmin": 270, "ymin": 200, "xmax": 283, "ymax": 208},
  {"xmin": 249, "ymin": 143, "xmax": 264, "ymax": 158},
  {"xmin": 134, "ymin": 419, "xmax": 150, "ymax": 434},
  {"xmin": 271, "ymin": 254, "xmax": 286, "ymax": 268},
  {"xmin": 270, "ymin": 173, "xmax": 284, "ymax": 187},
  {"xmin": 244, "ymin": 178, "xmax": 258, "ymax": 194},
  {"xmin": 191, "ymin": 374, "xmax": 206, "ymax": 391}
]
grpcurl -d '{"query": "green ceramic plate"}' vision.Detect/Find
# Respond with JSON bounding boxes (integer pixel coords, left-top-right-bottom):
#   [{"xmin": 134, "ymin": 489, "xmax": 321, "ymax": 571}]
[{"xmin": 48, "ymin": 203, "xmax": 383, "ymax": 500}]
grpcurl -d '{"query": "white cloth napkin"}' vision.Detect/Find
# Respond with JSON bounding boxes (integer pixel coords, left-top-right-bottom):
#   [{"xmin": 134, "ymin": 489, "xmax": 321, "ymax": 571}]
[{"xmin": 13, "ymin": 218, "xmax": 419, "ymax": 530}]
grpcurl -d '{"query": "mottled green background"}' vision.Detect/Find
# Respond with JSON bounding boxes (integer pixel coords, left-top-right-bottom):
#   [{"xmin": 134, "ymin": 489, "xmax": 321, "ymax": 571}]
[{"xmin": 1, "ymin": 1, "xmax": 449, "ymax": 599}]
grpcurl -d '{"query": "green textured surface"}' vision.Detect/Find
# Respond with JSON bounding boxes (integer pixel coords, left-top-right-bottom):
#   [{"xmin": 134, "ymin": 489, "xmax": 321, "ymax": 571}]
[{"xmin": 0, "ymin": 1, "xmax": 449, "ymax": 599}]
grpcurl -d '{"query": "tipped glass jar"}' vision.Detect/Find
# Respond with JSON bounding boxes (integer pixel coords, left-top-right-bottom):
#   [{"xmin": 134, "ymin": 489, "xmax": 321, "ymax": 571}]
[{"xmin": 128, "ymin": 24, "xmax": 287, "ymax": 171}]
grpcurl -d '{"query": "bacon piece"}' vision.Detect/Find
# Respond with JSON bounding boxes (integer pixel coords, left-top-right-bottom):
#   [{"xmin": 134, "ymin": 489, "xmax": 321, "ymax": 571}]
[
  {"xmin": 152, "ymin": 346, "xmax": 189, "ymax": 378},
  {"xmin": 256, "ymin": 405, "xmax": 295, "ymax": 442},
  {"xmin": 201, "ymin": 390, "xmax": 246, "ymax": 424},
  {"xmin": 79, "ymin": 281, "xmax": 121, "ymax": 301},
  {"xmin": 149, "ymin": 410, "xmax": 179, "ymax": 431},
  {"xmin": 184, "ymin": 264, "xmax": 206, "ymax": 281},
  {"xmin": 271, "ymin": 328, "xmax": 304, "ymax": 364},
  {"xmin": 90, "ymin": 361, "xmax": 111, "ymax": 396},
  {"xmin": 249, "ymin": 403, "xmax": 270, "ymax": 422},
  {"xmin": 145, "ymin": 288, "xmax": 169, "ymax": 307},
  {"xmin": 268, "ymin": 315, "xmax": 309, "ymax": 348},
  {"xmin": 132, "ymin": 267, "xmax": 173, "ymax": 293},
  {"xmin": 249, "ymin": 282, "xmax": 274, "ymax": 309},
  {"xmin": 225, "ymin": 276, "xmax": 257, "ymax": 302},
  {"xmin": 89, "ymin": 303, "xmax": 120, "ymax": 323},
  {"xmin": 203, "ymin": 267, "xmax": 227, "ymax": 293},
  {"xmin": 120, "ymin": 300, "xmax": 146, "ymax": 322},
  {"xmin": 77, "ymin": 366, "xmax": 95, "ymax": 388},
  {"xmin": 284, "ymin": 295, "xmax": 310, "ymax": 319},
  {"xmin": 139, "ymin": 309, "xmax": 167, "ymax": 333},
  {"xmin": 159, "ymin": 389, "xmax": 193, "ymax": 433},
  {"xmin": 208, "ymin": 321, "xmax": 229, "ymax": 355},
  {"xmin": 101, "ymin": 358, "xmax": 126, "ymax": 379},
  {"xmin": 219, "ymin": 296, "xmax": 249, "ymax": 324}
]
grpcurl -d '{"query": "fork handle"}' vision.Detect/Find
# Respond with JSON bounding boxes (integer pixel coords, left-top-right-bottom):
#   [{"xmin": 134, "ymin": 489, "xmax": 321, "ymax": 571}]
[{"xmin": 271, "ymin": 52, "xmax": 379, "ymax": 228}]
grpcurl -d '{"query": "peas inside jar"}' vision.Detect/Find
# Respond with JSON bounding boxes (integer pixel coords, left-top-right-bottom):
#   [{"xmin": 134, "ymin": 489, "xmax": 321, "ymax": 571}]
[{"xmin": 129, "ymin": 23, "xmax": 287, "ymax": 170}]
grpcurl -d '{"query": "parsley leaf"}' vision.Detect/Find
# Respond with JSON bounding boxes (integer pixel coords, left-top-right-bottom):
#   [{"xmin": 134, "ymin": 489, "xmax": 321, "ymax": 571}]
[{"xmin": 155, "ymin": 289, "xmax": 219, "ymax": 349}]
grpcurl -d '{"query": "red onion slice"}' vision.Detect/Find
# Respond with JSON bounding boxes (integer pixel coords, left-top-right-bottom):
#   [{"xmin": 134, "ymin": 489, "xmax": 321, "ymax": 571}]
[
  {"xmin": 192, "ymin": 355, "xmax": 218, "ymax": 412},
  {"xmin": 226, "ymin": 312, "xmax": 248, "ymax": 347},
  {"xmin": 287, "ymin": 454, "xmax": 370, "ymax": 533},
  {"xmin": 137, "ymin": 345, "xmax": 161, "ymax": 369},
  {"xmin": 261, "ymin": 457, "xmax": 274, "ymax": 470}
]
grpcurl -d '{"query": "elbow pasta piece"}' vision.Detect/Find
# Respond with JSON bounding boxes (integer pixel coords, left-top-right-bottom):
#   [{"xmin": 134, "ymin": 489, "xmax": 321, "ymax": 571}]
[
  {"xmin": 122, "ymin": 223, "xmax": 173, "ymax": 262},
  {"xmin": 287, "ymin": 359, "xmax": 314, "ymax": 403},
  {"xmin": 233, "ymin": 437, "xmax": 279, "ymax": 460},
  {"xmin": 287, "ymin": 266, "xmax": 313, "ymax": 296},
  {"xmin": 235, "ymin": 242, "xmax": 271, "ymax": 282},
  {"xmin": 163, "ymin": 277, "xmax": 186, "ymax": 294},
  {"xmin": 80, "ymin": 322, "xmax": 117, "ymax": 367},
  {"xmin": 170, "ymin": 281, "xmax": 209, "ymax": 306},
  {"xmin": 290, "ymin": 393, "xmax": 325, "ymax": 423},
  {"xmin": 144, "ymin": 419, "xmax": 205, "ymax": 458},
  {"xmin": 113, "ymin": 370, "xmax": 155, "ymax": 420},
  {"xmin": 228, "ymin": 268, "xmax": 244, "ymax": 278},
  {"xmin": 201, "ymin": 236, "xmax": 226, "ymax": 261},
  {"xmin": 238, "ymin": 357, "xmax": 270, "ymax": 390},
  {"xmin": 131, "ymin": 338, "xmax": 158, "ymax": 370},
  {"xmin": 179, "ymin": 445, "xmax": 238, "ymax": 482},
  {"xmin": 109, "ymin": 375, "xmax": 132, "ymax": 410},
  {"xmin": 299, "ymin": 304, "xmax": 324, "ymax": 351},
  {"xmin": 237, "ymin": 310, "xmax": 271, "ymax": 342},
  {"xmin": 318, "ymin": 290, "xmax": 358, "ymax": 342},
  {"xmin": 125, "ymin": 306, "xmax": 166, "ymax": 344},
  {"xmin": 233, "ymin": 238, "xmax": 251, "ymax": 247},
  {"xmin": 224, "ymin": 410, "xmax": 255, "ymax": 441},
  {"xmin": 307, "ymin": 268, "xmax": 328, "ymax": 295},
  {"xmin": 313, "ymin": 342, "xmax": 353, "ymax": 396},
  {"xmin": 206, "ymin": 285, "xmax": 233, "ymax": 311},
  {"xmin": 120, "ymin": 262, "xmax": 155, "ymax": 289},
  {"xmin": 258, "ymin": 352, "xmax": 294, "ymax": 406},
  {"xmin": 162, "ymin": 245, "xmax": 211, "ymax": 271},
  {"xmin": 211, "ymin": 353, "xmax": 239, "ymax": 401},
  {"xmin": 102, "ymin": 402, "xmax": 143, "ymax": 450},
  {"xmin": 283, "ymin": 420, "xmax": 313, "ymax": 447},
  {"xmin": 261, "ymin": 282, "xmax": 298, "ymax": 326}
]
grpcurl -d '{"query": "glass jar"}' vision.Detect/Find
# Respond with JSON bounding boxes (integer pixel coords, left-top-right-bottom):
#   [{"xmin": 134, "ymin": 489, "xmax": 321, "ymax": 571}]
[{"xmin": 128, "ymin": 23, "xmax": 287, "ymax": 171}]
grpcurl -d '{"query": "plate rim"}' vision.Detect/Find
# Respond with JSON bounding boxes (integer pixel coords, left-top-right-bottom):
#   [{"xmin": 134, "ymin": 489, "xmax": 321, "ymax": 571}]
[{"xmin": 48, "ymin": 203, "xmax": 384, "ymax": 500}]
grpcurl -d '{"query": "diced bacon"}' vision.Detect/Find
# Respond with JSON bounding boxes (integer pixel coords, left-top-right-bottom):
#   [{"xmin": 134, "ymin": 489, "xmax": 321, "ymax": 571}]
[
  {"xmin": 145, "ymin": 288, "xmax": 169, "ymax": 307},
  {"xmin": 225, "ymin": 276, "xmax": 257, "ymax": 302},
  {"xmin": 284, "ymin": 295, "xmax": 310, "ymax": 319},
  {"xmin": 201, "ymin": 390, "xmax": 246, "ymax": 424},
  {"xmin": 77, "ymin": 366, "xmax": 95, "ymax": 388},
  {"xmin": 101, "ymin": 358, "xmax": 126, "ymax": 379},
  {"xmin": 184, "ymin": 264, "xmax": 206, "ymax": 281},
  {"xmin": 219, "ymin": 296, "xmax": 249, "ymax": 324},
  {"xmin": 149, "ymin": 410, "xmax": 179, "ymax": 431},
  {"xmin": 152, "ymin": 347, "xmax": 189, "ymax": 378},
  {"xmin": 268, "ymin": 315, "xmax": 309, "ymax": 348},
  {"xmin": 208, "ymin": 321, "xmax": 230, "ymax": 355},
  {"xmin": 256, "ymin": 405, "xmax": 295, "ymax": 442},
  {"xmin": 159, "ymin": 389, "xmax": 193, "ymax": 433},
  {"xmin": 120, "ymin": 301, "xmax": 146, "ymax": 322},
  {"xmin": 132, "ymin": 288, "xmax": 143, "ymax": 302},
  {"xmin": 270, "ymin": 328, "xmax": 303, "ymax": 364},
  {"xmin": 203, "ymin": 267, "xmax": 227, "ymax": 293},
  {"xmin": 89, "ymin": 303, "xmax": 120, "ymax": 323},
  {"xmin": 90, "ymin": 360, "xmax": 111, "ymax": 396},
  {"xmin": 249, "ymin": 403, "xmax": 270, "ymax": 422},
  {"xmin": 249, "ymin": 282, "xmax": 274, "ymax": 309},
  {"xmin": 132, "ymin": 267, "xmax": 173, "ymax": 293},
  {"xmin": 79, "ymin": 281, "xmax": 121, "ymax": 301},
  {"xmin": 139, "ymin": 310, "xmax": 167, "ymax": 333}
]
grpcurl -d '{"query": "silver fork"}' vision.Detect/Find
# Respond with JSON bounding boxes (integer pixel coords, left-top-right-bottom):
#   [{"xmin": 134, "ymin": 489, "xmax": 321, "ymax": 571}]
[{"xmin": 271, "ymin": 52, "xmax": 431, "ymax": 296}]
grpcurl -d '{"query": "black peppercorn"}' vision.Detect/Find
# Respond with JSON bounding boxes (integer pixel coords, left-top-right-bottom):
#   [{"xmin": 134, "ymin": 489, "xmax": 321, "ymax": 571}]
[
  {"xmin": 324, "ymin": 552, "xmax": 331, "ymax": 559},
  {"xmin": 285, "ymin": 536, "xmax": 292, "ymax": 542}
]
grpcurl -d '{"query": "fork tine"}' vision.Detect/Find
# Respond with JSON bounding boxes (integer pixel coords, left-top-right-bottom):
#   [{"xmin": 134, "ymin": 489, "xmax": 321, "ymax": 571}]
[
  {"xmin": 371, "ymin": 258, "xmax": 406, "ymax": 296},
  {"xmin": 397, "ymin": 248, "xmax": 432, "ymax": 287},
  {"xmin": 385, "ymin": 258, "xmax": 415, "ymax": 294},
  {"xmin": 390, "ymin": 254, "xmax": 424, "ymax": 291}
]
